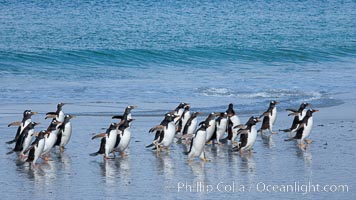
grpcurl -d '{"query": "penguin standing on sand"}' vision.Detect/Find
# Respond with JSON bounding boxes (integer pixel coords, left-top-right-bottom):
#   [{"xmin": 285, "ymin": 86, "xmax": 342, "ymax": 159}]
[
  {"xmin": 185, "ymin": 123, "xmax": 210, "ymax": 162},
  {"xmin": 7, "ymin": 110, "xmax": 37, "ymax": 144},
  {"xmin": 90, "ymin": 122, "xmax": 122, "ymax": 159},
  {"xmin": 146, "ymin": 113, "xmax": 174, "ymax": 149},
  {"xmin": 213, "ymin": 112, "xmax": 228, "ymax": 145},
  {"xmin": 232, "ymin": 116, "xmax": 261, "ymax": 154},
  {"xmin": 46, "ymin": 103, "xmax": 65, "ymax": 122},
  {"xmin": 176, "ymin": 105, "xmax": 191, "ymax": 134},
  {"xmin": 55, "ymin": 114, "xmax": 75, "ymax": 152},
  {"xmin": 200, "ymin": 112, "xmax": 218, "ymax": 144},
  {"xmin": 181, "ymin": 111, "xmax": 202, "ymax": 136},
  {"xmin": 114, "ymin": 118, "xmax": 135, "ymax": 157},
  {"xmin": 225, "ymin": 103, "xmax": 241, "ymax": 144},
  {"xmin": 280, "ymin": 102, "xmax": 309, "ymax": 137},
  {"xmin": 148, "ymin": 113, "xmax": 179, "ymax": 153},
  {"xmin": 285, "ymin": 109, "xmax": 319, "ymax": 149},
  {"xmin": 41, "ymin": 119, "xmax": 62, "ymax": 160},
  {"xmin": 24, "ymin": 130, "xmax": 49, "ymax": 168},
  {"xmin": 258, "ymin": 101, "xmax": 279, "ymax": 134},
  {"xmin": 7, "ymin": 122, "xmax": 40, "ymax": 158}
]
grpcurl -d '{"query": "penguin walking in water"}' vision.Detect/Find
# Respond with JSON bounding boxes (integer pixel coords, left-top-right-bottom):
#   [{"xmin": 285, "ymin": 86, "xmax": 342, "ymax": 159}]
[
  {"xmin": 184, "ymin": 122, "xmax": 210, "ymax": 162},
  {"xmin": 23, "ymin": 130, "xmax": 49, "ymax": 168},
  {"xmin": 280, "ymin": 102, "xmax": 309, "ymax": 137},
  {"xmin": 41, "ymin": 119, "xmax": 62, "ymax": 160},
  {"xmin": 112, "ymin": 105, "xmax": 137, "ymax": 123},
  {"xmin": 146, "ymin": 112, "xmax": 174, "ymax": 149},
  {"xmin": 285, "ymin": 109, "xmax": 319, "ymax": 149},
  {"xmin": 232, "ymin": 116, "xmax": 261, "ymax": 154},
  {"xmin": 6, "ymin": 110, "xmax": 37, "ymax": 144},
  {"xmin": 55, "ymin": 114, "xmax": 75, "ymax": 152},
  {"xmin": 90, "ymin": 122, "xmax": 123, "ymax": 159},
  {"xmin": 225, "ymin": 103, "xmax": 241, "ymax": 144},
  {"xmin": 258, "ymin": 101, "xmax": 279, "ymax": 135},
  {"xmin": 7, "ymin": 122, "xmax": 40, "ymax": 159},
  {"xmin": 200, "ymin": 112, "xmax": 218, "ymax": 144},
  {"xmin": 176, "ymin": 105, "xmax": 191, "ymax": 134},
  {"xmin": 46, "ymin": 103, "xmax": 65, "ymax": 122},
  {"xmin": 181, "ymin": 111, "xmax": 202, "ymax": 138},
  {"xmin": 148, "ymin": 113, "xmax": 179, "ymax": 153},
  {"xmin": 213, "ymin": 112, "xmax": 228, "ymax": 145},
  {"xmin": 173, "ymin": 102, "xmax": 189, "ymax": 123},
  {"xmin": 114, "ymin": 118, "xmax": 135, "ymax": 157}
]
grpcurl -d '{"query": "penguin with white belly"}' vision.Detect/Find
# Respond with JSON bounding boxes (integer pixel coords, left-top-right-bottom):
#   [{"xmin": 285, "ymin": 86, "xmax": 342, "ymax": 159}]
[
  {"xmin": 285, "ymin": 109, "xmax": 319, "ymax": 149},
  {"xmin": 46, "ymin": 103, "xmax": 65, "ymax": 122},
  {"xmin": 185, "ymin": 122, "xmax": 210, "ymax": 162},
  {"xmin": 7, "ymin": 110, "xmax": 37, "ymax": 144},
  {"xmin": 280, "ymin": 102, "xmax": 309, "ymax": 137},
  {"xmin": 55, "ymin": 114, "xmax": 75, "ymax": 152},
  {"xmin": 232, "ymin": 116, "xmax": 261, "ymax": 154},
  {"xmin": 258, "ymin": 100, "xmax": 279, "ymax": 135},
  {"xmin": 24, "ymin": 130, "xmax": 50, "ymax": 168}
]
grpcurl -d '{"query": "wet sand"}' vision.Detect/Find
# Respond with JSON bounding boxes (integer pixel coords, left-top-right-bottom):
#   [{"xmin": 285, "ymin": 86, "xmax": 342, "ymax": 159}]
[{"xmin": 0, "ymin": 102, "xmax": 355, "ymax": 199}]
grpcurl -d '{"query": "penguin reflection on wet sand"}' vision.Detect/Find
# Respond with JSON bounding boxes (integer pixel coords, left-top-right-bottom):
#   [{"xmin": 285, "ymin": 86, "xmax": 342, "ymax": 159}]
[
  {"xmin": 7, "ymin": 110, "xmax": 38, "ymax": 144},
  {"xmin": 280, "ymin": 102, "xmax": 309, "ymax": 137},
  {"xmin": 285, "ymin": 109, "xmax": 319, "ymax": 149},
  {"xmin": 232, "ymin": 116, "xmax": 261, "ymax": 155},
  {"xmin": 258, "ymin": 101, "xmax": 279, "ymax": 135},
  {"xmin": 185, "ymin": 122, "xmax": 210, "ymax": 162}
]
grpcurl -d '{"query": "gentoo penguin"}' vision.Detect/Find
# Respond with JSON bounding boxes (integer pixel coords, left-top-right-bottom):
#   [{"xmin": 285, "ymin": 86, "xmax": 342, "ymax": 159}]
[
  {"xmin": 7, "ymin": 122, "xmax": 40, "ymax": 158},
  {"xmin": 146, "ymin": 112, "xmax": 173, "ymax": 148},
  {"xmin": 148, "ymin": 113, "xmax": 179, "ymax": 152},
  {"xmin": 232, "ymin": 116, "xmax": 261, "ymax": 154},
  {"xmin": 200, "ymin": 112, "xmax": 218, "ymax": 143},
  {"xmin": 181, "ymin": 111, "xmax": 202, "ymax": 137},
  {"xmin": 176, "ymin": 105, "xmax": 191, "ymax": 134},
  {"xmin": 7, "ymin": 110, "xmax": 37, "ymax": 144},
  {"xmin": 280, "ymin": 102, "xmax": 309, "ymax": 137},
  {"xmin": 258, "ymin": 101, "xmax": 279, "ymax": 134},
  {"xmin": 114, "ymin": 118, "xmax": 135, "ymax": 157},
  {"xmin": 112, "ymin": 105, "xmax": 137, "ymax": 122},
  {"xmin": 90, "ymin": 122, "xmax": 122, "ymax": 159},
  {"xmin": 173, "ymin": 102, "xmax": 189, "ymax": 124},
  {"xmin": 285, "ymin": 109, "xmax": 319, "ymax": 149},
  {"xmin": 24, "ymin": 130, "xmax": 49, "ymax": 168},
  {"xmin": 225, "ymin": 103, "xmax": 241, "ymax": 143},
  {"xmin": 55, "ymin": 114, "xmax": 75, "ymax": 152},
  {"xmin": 213, "ymin": 112, "xmax": 228, "ymax": 145},
  {"xmin": 41, "ymin": 119, "xmax": 62, "ymax": 160},
  {"xmin": 46, "ymin": 102, "xmax": 65, "ymax": 122},
  {"xmin": 185, "ymin": 123, "xmax": 210, "ymax": 162}
]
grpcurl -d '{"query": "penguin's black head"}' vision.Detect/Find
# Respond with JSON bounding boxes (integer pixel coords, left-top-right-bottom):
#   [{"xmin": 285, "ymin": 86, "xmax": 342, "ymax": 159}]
[
  {"xmin": 28, "ymin": 122, "xmax": 40, "ymax": 128},
  {"xmin": 184, "ymin": 105, "xmax": 190, "ymax": 110},
  {"xmin": 176, "ymin": 102, "xmax": 189, "ymax": 110},
  {"xmin": 48, "ymin": 119, "xmax": 61, "ymax": 131},
  {"xmin": 199, "ymin": 122, "xmax": 210, "ymax": 130},
  {"xmin": 300, "ymin": 102, "xmax": 309, "ymax": 110},
  {"xmin": 306, "ymin": 109, "xmax": 319, "ymax": 116},
  {"xmin": 37, "ymin": 130, "xmax": 48, "ymax": 139},
  {"xmin": 220, "ymin": 112, "xmax": 228, "ymax": 118},
  {"xmin": 125, "ymin": 105, "xmax": 137, "ymax": 112},
  {"xmin": 23, "ymin": 110, "xmax": 37, "ymax": 118},
  {"xmin": 226, "ymin": 103, "xmax": 235, "ymax": 116},
  {"xmin": 57, "ymin": 103, "xmax": 65, "ymax": 110},
  {"xmin": 207, "ymin": 112, "xmax": 219, "ymax": 120},
  {"xmin": 270, "ymin": 101, "xmax": 279, "ymax": 106},
  {"xmin": 192, "ymin": 111, "xmax": 202, "ymax": 117},
  {"xmin": 65, "ymin": 114, "xmax": 75, "ymax": 119},
  {"xmin": 247, "ymin": 116, "xmax": 261, "ymax": 125}
]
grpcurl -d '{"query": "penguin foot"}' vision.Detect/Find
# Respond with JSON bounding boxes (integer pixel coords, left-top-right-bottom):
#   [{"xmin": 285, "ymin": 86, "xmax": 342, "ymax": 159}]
[
  {"xmin": 304, "ymin": 139, "xmax": 313, "ymax": 144},
  {"xmin": 42, "ymin": 156, "xmax": 51, "ymax": 161},
  {"xmin": 217, "ymin": 142, "xmax": 223, "ymax": 146},
  {"xmin": 299, "ymin": 143, "xmax": 307, "ymax": 150},
  {"xmin": 206, "ymin": 141, "xmax": 212, "ymax": 145},
  {"xmin": 201, "ymin": 157, "xmax": 209, "ymax": 162},
  {"xmin": 120, "ymin": 152, "xmax": 127, "ymax": 158},
  {"xmin": 19, "ymin": 153, "xmax": 27, "ymax": 160},
  {"xmin": 271, "ymin": 131, "xmax": 278, "ymax": 134},
  {"xmin": 60, "ymin": 146, "xmax": 65, "ymax": 153}
]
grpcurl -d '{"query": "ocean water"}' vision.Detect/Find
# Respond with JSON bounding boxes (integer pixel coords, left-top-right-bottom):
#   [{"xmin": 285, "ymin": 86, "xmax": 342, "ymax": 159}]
[{"xmin": 0, "ymin": 0, "xmax": 355, "ymax": 199}]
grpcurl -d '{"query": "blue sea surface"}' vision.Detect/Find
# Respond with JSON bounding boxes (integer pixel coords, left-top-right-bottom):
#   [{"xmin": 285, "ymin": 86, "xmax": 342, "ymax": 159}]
[{"xmin": 0, "ymin": 0, "xmax": 355, "ymax": 199}]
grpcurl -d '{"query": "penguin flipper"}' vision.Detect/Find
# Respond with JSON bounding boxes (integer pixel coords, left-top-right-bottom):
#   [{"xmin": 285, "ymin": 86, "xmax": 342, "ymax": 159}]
[
  {"xmin": 284, "ymin": 138, "xmax": 294, "ymax": 141},
  {"xmin": 46, "ymin": 112, "xmax": 57, "ymax": 115},
  {"xmin": 89, "ymin": 152, "xmax": 100, "ymax": 156},
  {"xmin": 23, "ymin": 145, "xmax": 34, "ymax": 154},
  {"xmin": 286, "ymin": 108, "xmax": 298, "ymax": 113},
  {"xmin": 91, "ymin": 133, "xmax": 107, "ymax": 140},
  {"xmin": 8, "ymin": 121, "xmax": 21, "ymax": 127},
  {"xmin": 149, "ymin": 125, "xmax": 164, "ymax": 133},
  {"xmin": 112, "ymin": 115, "xmax": 123, "ymax": 120},
  {"xmin": 6, "ymin": 139, "xmax": 16, "ymax": 144},
  {"xmin": 279, "ymin": 128, "xmax": 291, "ymax": 132},
  {"xmin": 146, "ymin": 143, "xmax": 155, "ymax": 148},
  {"xmin": 6, "ymin": 150, "xmax": 15, "ymax": 155}
]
